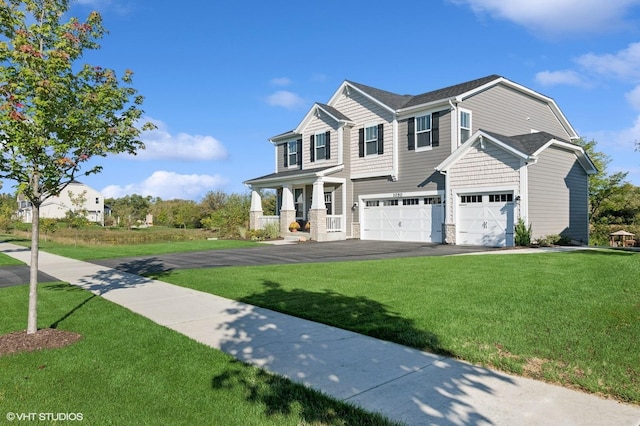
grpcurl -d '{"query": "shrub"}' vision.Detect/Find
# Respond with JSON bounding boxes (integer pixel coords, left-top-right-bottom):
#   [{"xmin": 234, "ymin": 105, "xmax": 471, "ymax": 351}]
[
  {"xmin": 514, "ymin": 218, "xmax": 532, "ymax": 246},
  {"xmin": 536, "ymin": 234, "xmax": 561, "ymax": 247},
  {"xmin": 263, "ymin": 222, "xmax": 280, "ymax": 239}
]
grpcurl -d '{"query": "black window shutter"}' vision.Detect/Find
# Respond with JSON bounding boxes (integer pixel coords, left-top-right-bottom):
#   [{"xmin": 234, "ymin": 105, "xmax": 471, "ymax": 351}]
[
  {"xmin": 407, "ymin": 117, "xmax": 415, "ymax": 151},
  {"xmin": 296, "ymin": 139, "xmax": 302, "ymax": 165},
  {"xmin": 325, "ymin": 131, "xmax": 331, "ymax": 160},
  {"xmin": 283, "ymin": 143, "xmax": 288, "ymax": 167},
  {"xmin": 377, "ymin": 124, "xmax": 384, "ymax": 155},
  {"xmin": 432, "ymin": 112, "xmax": 440, "ymax": 147},
  {"xmin": 358, "ymin": 128, "xmax": 365, "ymax": 157},
  {"xmin": 310, "ymin": 135, "xmax": 315, "ymax": 163}
]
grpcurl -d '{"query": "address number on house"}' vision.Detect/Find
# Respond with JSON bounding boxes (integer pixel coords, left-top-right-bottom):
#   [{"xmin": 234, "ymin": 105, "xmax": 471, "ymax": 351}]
[{"xmin": 392, "ymin": 193, "xmax": 403, "ymax": 198}]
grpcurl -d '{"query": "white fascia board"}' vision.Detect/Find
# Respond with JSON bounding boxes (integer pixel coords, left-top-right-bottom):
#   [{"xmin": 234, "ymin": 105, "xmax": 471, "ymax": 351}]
[
  {"xmin": 244, "ymin": 166, "xmax": 344, "ymax": 188},
  {"xmin": 351, "ymin": 169, "xmax": 396, "ymax": 180},
  {"xmin": 329, "ymin": 81, "xmax": 396, "ymax": 114},
  {"xmin": 270, "ymin": 131, "xmax": 300, "ymax": 144},
  {"xmin": 533, "ymin": 139, "xmax": 598, "ymax": 174}
]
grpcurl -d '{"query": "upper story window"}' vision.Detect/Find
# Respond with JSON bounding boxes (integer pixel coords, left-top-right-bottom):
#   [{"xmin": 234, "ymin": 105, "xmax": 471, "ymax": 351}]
[
  {"xmin": 460, "ymin": 109, "xmax": 472, "ymax": 143},
  {"xmin": 310, "ymin": 131, "xmax": 330, "ymax": 163},
  {"xmin": 365, "ymin": 125, "xmax": 378, "ymax": 155},
  {"xmin": 286, "ymin": 140, "xmax": 300, "ymax": 167},
  {"xmin": 416, "ymin": 114, "xmax": 432, "ymax": 149},
  {"xmin": 315, "ymin": 132, "xmax": 326, "ymax": 160},
  {"xmin": 359, "ymin": 124, "xmax": 384, "ymax": 157},
  {"xmin": 408, "ymin": 112, "xmax": 439, "ymax": 151}
]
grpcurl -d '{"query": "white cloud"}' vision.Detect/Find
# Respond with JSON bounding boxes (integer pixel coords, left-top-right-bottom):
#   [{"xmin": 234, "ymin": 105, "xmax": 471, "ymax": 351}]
[
  {"xmin": 576, "ymin": 42, "xmax": 640, "ymax": 81},
  {"xmin": 270, "ymin": 77, "xmax": 292, "ymax": 86},
  {"xmin": 101, "ymin": 171, "xmax": 228, "ymax": 200},
  {"xmin": 132, "ymin": 118, "xmax": 228, "ymax": 161},
  {"xmin": 535, "ymin": 70, "xmax": 585, "ymax": 87},
  {"xmin": 626, "ymin": 85, "xmax": 640, "ymax": 110},
  {"xmin": 450, "ymin": 0, "xmax": 640, "ymax": 36},
  {"xmin": 265, "ymin": 90, "xmax": 305, "ymax": 109}
]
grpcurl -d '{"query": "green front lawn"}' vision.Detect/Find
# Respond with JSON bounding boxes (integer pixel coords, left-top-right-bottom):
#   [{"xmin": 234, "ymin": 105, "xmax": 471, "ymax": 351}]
[
  {"xmin": 1, "ymin": 236, "xmax": 260, "ymax": 260},
  {"xmin": 0, "ymin": 252, "xmax": 24, "ymax": 266},
  {"xmin": 0, "ymin": 284, "xmax": 396, "ymax": 425},
  {"xmin": 154, "ymin": 250, "xmax": 640, "ymax": 404}
]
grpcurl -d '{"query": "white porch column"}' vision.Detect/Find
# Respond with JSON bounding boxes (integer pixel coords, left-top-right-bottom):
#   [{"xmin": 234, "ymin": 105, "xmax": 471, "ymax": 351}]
[
  {"xmin": 280, "ymin": 185, "xmax": 296, "ymax": 237},
  {"xmin": 309, "ymin": 180, "xmax": 327, "ymax": 240},
  {"xmin": 311, "ymin": 180, "xmax": 325, "ymax": 210},
  {"xmin": 281, "ymin": 185, "xmax": 295, "ymax": 211},
  {"xmin": 249, "ymin": 189, "xmax": 263, "ymax": 230}
]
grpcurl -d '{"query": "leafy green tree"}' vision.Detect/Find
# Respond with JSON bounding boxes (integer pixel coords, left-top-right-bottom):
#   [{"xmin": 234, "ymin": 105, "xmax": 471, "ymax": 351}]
[
  {"xmin": 39, "ymin": 217, "xmax": 57, "ymax": 241},
  {"xmin": 107, "ymin": 194, "xmax": 152, "ymax": 228},
  {"xmin": 574, "ymin": 138, "xmax": 629, "ymax": 222},
  {"xmin": 65, "ymin": 189, "xmax": 89, "ymax": 245},
  {"xmin": 201, "ymin": 193, "xmax": 250, "ymax": 237},
  {"xmin": 172, "ymin": 200, "xmax": 200, "ymax": 229},
  {"xmin": 0, "ymin": 192, "xmax": 17, "ymax": 232},
  {"xmin": 0, "ymin": 0, "xmax": 152, "ymax": 333}
]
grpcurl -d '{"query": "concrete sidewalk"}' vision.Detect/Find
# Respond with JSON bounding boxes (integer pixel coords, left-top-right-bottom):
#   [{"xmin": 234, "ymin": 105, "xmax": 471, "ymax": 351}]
[{"xmin": 1, "ymin": 242, "xmax": 639, "ymax": 425}]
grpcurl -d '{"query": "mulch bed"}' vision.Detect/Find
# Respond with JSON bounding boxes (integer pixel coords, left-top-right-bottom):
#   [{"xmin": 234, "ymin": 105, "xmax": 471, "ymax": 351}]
[{"xmin": 0, "ymin": 329, "xmax": 82, "ymax": 357}]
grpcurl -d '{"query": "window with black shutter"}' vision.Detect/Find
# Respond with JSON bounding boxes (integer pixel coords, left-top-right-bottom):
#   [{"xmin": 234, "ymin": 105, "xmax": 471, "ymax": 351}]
[
  {"xmin": 325, "ymin": 130, "xmax": 331, "ymax": 160},
  {"xmin": 432, "ymin": 112, "xmax": 440, "ymax": 147},
  {"xmin": 407, "ymin": 117, "xmax": 415, "ymax": 150},
  {"xmin": 310, "ymin": 134, "xmax": 315, "ymax": 162}
]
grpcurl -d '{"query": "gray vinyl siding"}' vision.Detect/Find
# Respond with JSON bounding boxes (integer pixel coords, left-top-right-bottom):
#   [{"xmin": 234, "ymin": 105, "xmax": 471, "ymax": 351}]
[
  {"xmin": 276, "ymin": 141, "xmax": 301, "ymax": 173},
  {"xmin": 461, "ymin": 84, "xmax": 572, "ymax": 138},
  {"xmin": 276, "ymin": 143, "xmax": 286, "ymax": 172},
  {"xmin": 332, "ymin": 89, "xmax": 394, "ymax": 175},
  {"xmin": 396, "ymin": 111, "xmax": 451, "ymax": 192},
  {"xmin": 527, "ymin": 146, "xmax": 589, "ymax": 243},
  {"xmin": 302, "ymin": 114, "xmax": 340, "ymax": 170}
]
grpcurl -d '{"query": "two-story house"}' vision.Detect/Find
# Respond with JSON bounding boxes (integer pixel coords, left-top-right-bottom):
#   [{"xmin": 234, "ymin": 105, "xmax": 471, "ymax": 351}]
[
  {"xmin": 245, "ymin": 75, "xmax": 596, "ymax": 247},
  {"xmin": 17, "ymin": 180, "xmax": 105, "ymax": 226}
]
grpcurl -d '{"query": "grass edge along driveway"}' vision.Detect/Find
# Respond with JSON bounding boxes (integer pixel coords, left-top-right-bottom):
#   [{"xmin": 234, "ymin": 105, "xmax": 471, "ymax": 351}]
[
  {"xmin": 0, "ymin": 283, "xmax": 397, "ymax": 426},
  {"xmin": 152, "ymin": 250, "xmax": 640, "ymax": 405}
]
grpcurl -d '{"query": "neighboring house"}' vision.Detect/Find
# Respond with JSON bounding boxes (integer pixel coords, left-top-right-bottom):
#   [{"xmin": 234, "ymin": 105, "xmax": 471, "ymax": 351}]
[
  {"xmin": 245, "ymin": 75, "xmax": 597, "ymax": 247},
  {"xmin": 17, "ymin": 180, "xmax": 105, "ymax": 226}
]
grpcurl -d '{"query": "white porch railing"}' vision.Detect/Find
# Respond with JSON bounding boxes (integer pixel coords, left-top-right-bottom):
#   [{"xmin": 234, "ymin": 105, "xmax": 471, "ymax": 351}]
[
  {"xmin": 326, "ymin": 215, "xmax": 343, "ymax": 232},
  {"xmin": 259, "ymin": 215, "xmax": 280, "ymax": 229}
]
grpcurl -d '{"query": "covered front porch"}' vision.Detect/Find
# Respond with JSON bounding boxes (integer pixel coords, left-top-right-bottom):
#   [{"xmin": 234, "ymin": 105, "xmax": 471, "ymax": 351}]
[{"xmin": 245, "ymin": 167, "xmax": 348, "ymax": 242}]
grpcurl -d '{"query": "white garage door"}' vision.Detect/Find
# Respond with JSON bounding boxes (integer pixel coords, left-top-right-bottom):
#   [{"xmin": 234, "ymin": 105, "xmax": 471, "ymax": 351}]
[
  {"xmin": 361, "ymin": 196, "xmax": 443, "ymax": 242},
  {"xmin": 458, "ymin": 193, "xmax": 514, "ymax": 247}
]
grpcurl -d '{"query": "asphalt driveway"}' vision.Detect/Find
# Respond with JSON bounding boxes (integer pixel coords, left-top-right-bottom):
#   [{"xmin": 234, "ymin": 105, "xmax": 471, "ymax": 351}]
[
  {"xmin": 0, "ymin": 265, "xmax": 60, "ymax": 288},
  {"xmin": 90, "ymin": 240, "xmax": 500, "ymax": 276}
]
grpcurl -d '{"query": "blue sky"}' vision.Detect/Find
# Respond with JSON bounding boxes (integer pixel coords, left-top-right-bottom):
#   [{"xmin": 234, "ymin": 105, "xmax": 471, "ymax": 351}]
[{"xmin": 6, "ymin": 0, "xmax": 640, "ymax": 200}]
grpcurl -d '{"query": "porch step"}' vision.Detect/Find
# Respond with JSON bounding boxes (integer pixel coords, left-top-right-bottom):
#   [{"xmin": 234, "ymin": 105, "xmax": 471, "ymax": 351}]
[{"xmin": 285, "ymin": 232, "xmax": 310, "ymax": 242}]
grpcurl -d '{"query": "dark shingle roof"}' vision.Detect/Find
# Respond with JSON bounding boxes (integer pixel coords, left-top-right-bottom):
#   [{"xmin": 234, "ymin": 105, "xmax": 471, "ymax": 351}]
[
  {"xmin": 316, "ymin": 103, "xmax": 352, "ymax": 122},
  {"xmin": 401, "ymin": 75, "xmax": 502, "ymax": 108},
  {"xmin": 346, "ymin": 75, "xmax": 502, "ymax": 110},
  {"xmin": 345, "ymin": 80, "xmax": 414, "ymax": 110},
  {"xmin": 482, "ymin": 130, "xmax": 571, "ymax": 155}
]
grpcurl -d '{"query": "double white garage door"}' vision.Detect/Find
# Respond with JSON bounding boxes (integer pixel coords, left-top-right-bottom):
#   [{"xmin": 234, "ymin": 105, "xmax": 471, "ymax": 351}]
[
  {"xmin": 361, "ymin": 192, "xmax": 515, "ymax": 246},
  {"xmin": 361, "ymin": 196, "xmax": 443, "ymax": 243}
]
